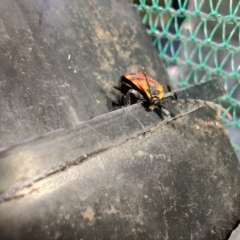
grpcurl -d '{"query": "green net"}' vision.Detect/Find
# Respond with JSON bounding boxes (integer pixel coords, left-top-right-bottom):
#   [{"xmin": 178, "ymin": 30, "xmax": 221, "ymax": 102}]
[{"xmin": 133, "ymin": 0, "xmax": 240, "ymax": 154}]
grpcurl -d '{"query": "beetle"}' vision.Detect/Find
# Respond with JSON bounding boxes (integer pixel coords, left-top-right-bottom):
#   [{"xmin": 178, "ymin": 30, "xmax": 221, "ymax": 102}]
[{"xmin": 115, "ymin": 68, "xmax": 177, "ymax": 113}]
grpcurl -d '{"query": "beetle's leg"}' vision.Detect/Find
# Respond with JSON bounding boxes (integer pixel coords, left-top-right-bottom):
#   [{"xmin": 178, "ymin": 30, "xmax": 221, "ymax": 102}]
[
  {"xmin": 162, "ymin": 92, "xmax": 175, "ymax": 99},
  {"xmin": 162, "ymin": 107, "xmax": 171, "ymax": 117},
  {"xmin": 166, "ymin": 85, "xmax": 172, "ymax": 92},
  {"xmin": 126, "ymin": 89, "xmax": 144, "ymax": 105},
  {"xmin": 158, "ymin": 104, "xmax": 171, "ymax": 117},
  {"xmin": 120, "ymin": 81, "xmax": 133, "ymax": 91},
  {"xmin": 113, "ymin": 85, "xmax": 122, "ymax": 92},
  {"xmin": 122, "ymin": 95, "xmax": 127, "ymax": 106},
  {"xmin": 114, "ymin": 81, "xmax": 133, "ymax": 95},
  {"xmin": 162, "ymin": 85, "xmax": 177, "ymax": 101}
]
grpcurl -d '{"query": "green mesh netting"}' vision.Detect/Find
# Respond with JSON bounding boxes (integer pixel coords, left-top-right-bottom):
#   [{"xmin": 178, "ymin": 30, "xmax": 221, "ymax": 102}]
[{"xmin": 133, "ymin": 0, "xmax": 240, "ymax": 153}]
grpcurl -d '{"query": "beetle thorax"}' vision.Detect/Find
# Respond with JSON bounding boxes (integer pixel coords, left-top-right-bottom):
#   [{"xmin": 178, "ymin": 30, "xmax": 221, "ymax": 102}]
[{"xmin": 149, "ymin": 86, "xmax": 159, "ymax": 96}]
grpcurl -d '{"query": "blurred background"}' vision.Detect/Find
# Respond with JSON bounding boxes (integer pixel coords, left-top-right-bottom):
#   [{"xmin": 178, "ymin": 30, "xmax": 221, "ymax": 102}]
[{"xmin": 133, "ymin": 0, "xmax": 240, "ymax": 160}]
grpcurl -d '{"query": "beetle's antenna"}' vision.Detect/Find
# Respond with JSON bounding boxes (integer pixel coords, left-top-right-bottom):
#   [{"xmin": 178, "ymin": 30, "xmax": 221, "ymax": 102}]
[
  {"xmin": 162, "ymin": 98, "xmax": 232, "ymax": 121},
  {"xmin": 142, "ymin": 67, "xmax": 152, "ymax": 99}
]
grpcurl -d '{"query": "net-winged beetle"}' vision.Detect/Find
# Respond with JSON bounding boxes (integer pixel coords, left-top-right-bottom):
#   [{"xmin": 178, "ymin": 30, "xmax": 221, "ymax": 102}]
[{"xmin": 116, "ymin": 68, "xmax": 176, "ymax": 112}]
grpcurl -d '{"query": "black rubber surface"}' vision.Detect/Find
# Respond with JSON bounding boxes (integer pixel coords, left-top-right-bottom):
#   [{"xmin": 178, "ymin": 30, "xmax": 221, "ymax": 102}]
[{"xmin": 0, "ymin": 0, "xmax": 239, "ymax": 239}]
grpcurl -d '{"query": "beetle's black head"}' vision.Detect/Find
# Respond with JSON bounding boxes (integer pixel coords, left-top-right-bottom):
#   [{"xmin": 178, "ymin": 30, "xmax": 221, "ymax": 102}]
[{"xmin": 150, "ymin": 96, "xmax": 160, "ymax": 106}]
